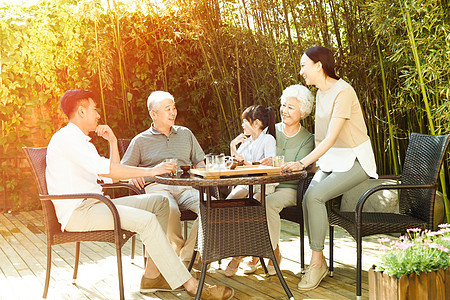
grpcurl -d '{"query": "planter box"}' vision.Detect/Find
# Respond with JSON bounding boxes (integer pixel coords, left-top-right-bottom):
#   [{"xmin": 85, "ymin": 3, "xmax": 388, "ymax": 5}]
[{"xmin": 369, "ymin": 266, "xmax": 449, "ymax": 300}]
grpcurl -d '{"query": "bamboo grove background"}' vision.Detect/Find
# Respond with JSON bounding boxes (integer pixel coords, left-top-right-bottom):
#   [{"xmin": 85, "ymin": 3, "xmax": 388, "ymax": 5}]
[{"xmin": 0, "ymin": 0, "xmax": 449, "ymax": 220}]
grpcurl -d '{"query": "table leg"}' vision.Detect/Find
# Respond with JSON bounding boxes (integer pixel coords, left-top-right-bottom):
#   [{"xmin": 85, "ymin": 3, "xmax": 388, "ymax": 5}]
[
  {"xmin": 195, "ymin": 262, "xmax": 208, "ymax": 300},
  {"xmin": 187, "ymin": 251, "xmax": 197, "ymax": 272},
  {"xmin": 261, "ymin": 182, "xmax": 294, "ymax": 299},
  {"xmin": 271, "ymin": 258, "xmax": 295, "ymax": 300}
]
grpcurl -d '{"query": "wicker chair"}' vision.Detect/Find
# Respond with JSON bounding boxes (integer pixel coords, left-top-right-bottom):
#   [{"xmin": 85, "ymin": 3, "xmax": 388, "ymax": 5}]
[
  {"xmin": 279, "ymin": 171, "xmax": 314, "ymax": 274},
  {"xmin": 23, "ymin": 147, "xmax": 143, "ymax": 300},
  {"xmin": 118, "ymin": 138, "xmax": 198, "ymax": 237},
  {"xmin": 327, "ymin": 133, "xmax": 450, "ymax": 299}
]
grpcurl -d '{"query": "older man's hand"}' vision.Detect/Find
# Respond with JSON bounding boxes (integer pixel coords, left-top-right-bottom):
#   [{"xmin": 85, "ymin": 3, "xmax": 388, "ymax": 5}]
[{"xmin": 151, "ymin": 162, "xmax": 177, "ymax": 177}]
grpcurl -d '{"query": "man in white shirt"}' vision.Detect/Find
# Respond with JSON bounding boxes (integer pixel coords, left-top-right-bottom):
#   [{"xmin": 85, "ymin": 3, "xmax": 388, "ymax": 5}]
[{"xmin": 46, "ymin": 89, "xmax": 233, "ymax": 299}]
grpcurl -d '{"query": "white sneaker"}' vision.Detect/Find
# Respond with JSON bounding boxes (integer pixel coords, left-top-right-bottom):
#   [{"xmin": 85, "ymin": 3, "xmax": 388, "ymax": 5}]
[
  {"xmin": 266, "ymin": 264, "xmax": 276, "ymax": 276},
  {"xmin": 297, "ymin": 260, "xmax": 328, "ymax": 291},
  {"xmin": 267, "ymin": 256, "xmax": 282, "ymax": 276}
]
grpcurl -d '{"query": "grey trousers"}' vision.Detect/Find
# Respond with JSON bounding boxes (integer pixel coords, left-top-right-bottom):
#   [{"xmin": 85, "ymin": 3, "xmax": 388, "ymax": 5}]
[{"xmin": 303, "ymin": 160, "xmax": 369, "ymax": 252}]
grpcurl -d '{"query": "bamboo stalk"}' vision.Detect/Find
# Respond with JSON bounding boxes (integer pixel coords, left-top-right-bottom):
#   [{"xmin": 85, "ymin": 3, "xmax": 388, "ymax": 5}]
[
  {"xmin": 235, "ymin": 44, "xmax": 243, "ymax": 111},
  {"xmin": 198, "ymin": 38, "xmax": 232, "ymax": 141},
  {"xmin": 94, "ymin": 20, "xmax": 107, "ymax": 124},
  {"xmin": 108, "ymin": 0, "xmax": 130, "ymax": 128},
  {"xmin": 377, "ymin": 41, "xmax": 399, "ymax": 175},
  {"xmin": 257, "ymin": 0, "xmax": 283, "ymax": 92},
  {"xmin": 281, "ymin": 0, "xmax": 297, "ymax": 76},
  {"xmin": 402, "ymin": 0, "xmax": 450, "ymax": 222}
]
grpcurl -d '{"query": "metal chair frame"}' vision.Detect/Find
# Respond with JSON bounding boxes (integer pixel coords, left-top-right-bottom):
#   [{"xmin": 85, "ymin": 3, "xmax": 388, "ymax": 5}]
[
  {"xmin": 23, "ymin": 147, "xmax": 142, "ymax": 299},
  {"xmin": 327, "ymin": 133, "xmax": 450, "ymax": 299}
]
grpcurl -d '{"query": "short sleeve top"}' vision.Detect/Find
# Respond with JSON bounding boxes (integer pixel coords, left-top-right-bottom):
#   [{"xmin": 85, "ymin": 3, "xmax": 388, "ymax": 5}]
[
  {"xmin": 121, "ymin": 125, "xmax": 205, "ymax": 169},
  {"xmin": 315, "ymin": 79, "xmax": 377, "ymax": 178}
]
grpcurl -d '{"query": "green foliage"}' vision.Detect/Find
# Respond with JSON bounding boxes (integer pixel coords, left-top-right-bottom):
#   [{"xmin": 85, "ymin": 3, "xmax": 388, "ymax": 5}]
[
  {"xmin": 1, "ymin": 0, "xmax": 449, "ymax": 211},
  {"xmin": 368, "ymin": 0, "xmax": 450, "ymax": 220},
  {"xmin": 376, "ymin": 225, "xmax": 450, "ymax": 277}
]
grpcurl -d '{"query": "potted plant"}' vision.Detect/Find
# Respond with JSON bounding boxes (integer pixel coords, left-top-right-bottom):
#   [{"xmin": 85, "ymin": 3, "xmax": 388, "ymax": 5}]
[{"xmin": 369, "ymin": 224, "xmax": 450, "ymax": 299}]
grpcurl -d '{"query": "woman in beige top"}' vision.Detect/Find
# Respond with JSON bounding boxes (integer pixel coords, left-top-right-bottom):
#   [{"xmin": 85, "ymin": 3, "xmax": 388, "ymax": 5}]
[{"xmin": 282, "ymin": 46, "xmax": 377, "ymax": 291}]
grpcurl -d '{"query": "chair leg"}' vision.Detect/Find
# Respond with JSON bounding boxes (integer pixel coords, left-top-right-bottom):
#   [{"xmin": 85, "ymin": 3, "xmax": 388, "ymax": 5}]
[
  {"xmin": 143, "ymin": 245, "xmax": 147, "ymax": 266},
  {"xmin": 300, "ymin": 211, "xmax": 305, "ymax": 274},
  {"xmin": 131, "ymin": 236, "xmax": 136, "ymax": 263},
  {"xmin": 116, "ymin": 247, "xmax": 125, "ymax": 300},
  {"xmin": 184, "ymin": 220, "xmax": 188, "ymax": 239},
  {"xmin": 73, "ymin": 242, "xmax": 80, "ymax": 283},
  {"xmin": 329, "ymin": 225, "xmax": 334, "ymax": 277},
  {"xmin": 259, "ymin": 257, "xmax": 268, "ymax": 274},
  {"xmin": 43, "ymin": 245, "xmax": 52, "ymax": 298},
  {"xmin": 356, "ymin": 232, "xmax": 362, "ymax": 299}
]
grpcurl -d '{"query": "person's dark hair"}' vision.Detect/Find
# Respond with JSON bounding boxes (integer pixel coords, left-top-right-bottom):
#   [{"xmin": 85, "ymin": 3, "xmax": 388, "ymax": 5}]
[
  {"xmin": 242, "ymin": 105, "xmax": 276, "ymax": 139},
  {"xmin": 60, "ymin": 89, "xmax": 95, "ymax": 118},
  {"xmin": 304, "ymin": 46, "xmax": 340, "ymax": 80}
]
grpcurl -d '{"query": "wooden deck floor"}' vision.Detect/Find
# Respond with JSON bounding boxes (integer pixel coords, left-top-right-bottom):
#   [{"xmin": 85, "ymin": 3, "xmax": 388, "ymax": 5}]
[{"xmin": 0, "ymin": 210, "xmax": 386, "ymax": 300}]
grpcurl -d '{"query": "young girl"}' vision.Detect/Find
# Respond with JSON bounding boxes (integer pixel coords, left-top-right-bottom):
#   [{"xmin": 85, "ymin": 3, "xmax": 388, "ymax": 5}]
[
  {"xmin": 224, "ymin": 105, "xmax": 276, "ymax": 277},
  {"xmin": 227, "ymin": 105, "xmax": 277, "ymax": 200}
]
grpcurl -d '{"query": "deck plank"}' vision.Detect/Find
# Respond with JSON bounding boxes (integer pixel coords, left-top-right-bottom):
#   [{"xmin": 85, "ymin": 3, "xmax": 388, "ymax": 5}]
[{"xmin": 0, "ymin": 210, "xmax": 388, "ymax": 299}]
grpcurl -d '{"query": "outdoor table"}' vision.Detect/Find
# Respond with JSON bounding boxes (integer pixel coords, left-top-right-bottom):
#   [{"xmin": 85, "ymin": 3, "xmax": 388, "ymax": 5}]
[{"xmin": 155, "ymin": 168, "xmax": 306, "ymax": 300}]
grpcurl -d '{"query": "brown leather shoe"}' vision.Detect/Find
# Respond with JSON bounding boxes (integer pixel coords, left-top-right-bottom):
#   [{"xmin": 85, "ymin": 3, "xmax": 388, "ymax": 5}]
[
  {"xmin": 187, "ymin": 283, "xmax": 234, "ymax": 300},
  {"xmin": 140, "ymin": 274, "xmax": 183, "ymax": 293}
]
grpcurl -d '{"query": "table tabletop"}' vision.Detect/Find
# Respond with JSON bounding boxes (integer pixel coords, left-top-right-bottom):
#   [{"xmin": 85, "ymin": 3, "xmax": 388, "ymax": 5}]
[{"xmin": 154, "ymin": 170, "xmax": 306, "ymax": 187}]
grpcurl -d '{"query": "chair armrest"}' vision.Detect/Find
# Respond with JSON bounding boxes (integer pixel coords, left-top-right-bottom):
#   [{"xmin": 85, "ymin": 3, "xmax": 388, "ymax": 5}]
[
  {"xmin": 101, "ymin": 182, "xmax": 144, "ymax": 195},
  {"xmin": 40, "ymin": 193, "xmax": 124, "ymax": 237},
  {"xmin": 354, "ymin": 183, "xmax": 436, "ymax": 223},
  {"xmin": 378, "ymin": 174, "xmax": 401, "ymax": 180}
]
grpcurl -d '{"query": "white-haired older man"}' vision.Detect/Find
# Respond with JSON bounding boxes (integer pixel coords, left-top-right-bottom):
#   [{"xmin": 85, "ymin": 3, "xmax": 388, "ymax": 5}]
[{"xmin": 122, "ymin": 91, "xmax": 205, "ymax": 265}]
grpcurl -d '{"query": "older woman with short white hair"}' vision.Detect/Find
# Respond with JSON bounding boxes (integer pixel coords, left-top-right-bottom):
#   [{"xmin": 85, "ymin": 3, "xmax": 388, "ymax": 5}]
[{"xmin": 225, "ymin": 84, "xmax": 315, "ymax": 277}]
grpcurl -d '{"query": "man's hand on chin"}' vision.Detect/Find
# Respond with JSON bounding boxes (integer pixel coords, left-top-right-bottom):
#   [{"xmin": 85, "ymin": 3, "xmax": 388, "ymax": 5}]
[{"xmin": 95, "ymin": 125, "xmax": 117, "ymax": 143}]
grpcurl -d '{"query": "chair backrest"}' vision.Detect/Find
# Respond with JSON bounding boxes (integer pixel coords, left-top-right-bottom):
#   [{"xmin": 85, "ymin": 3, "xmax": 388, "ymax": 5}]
[
  {"xmin": 399, "ymin": 133, "xmax": 450, "ymax": 225},
  {"xmin": 118, "ymin": 138, "xmax": 131, "ymax": 158},
  {"xmin": 22, "ymin": 147, "xmax": 62, "ymax": 235},
  {"xmin": 22, "ymin": 147, "xmax": 48, "ymax": 195}
]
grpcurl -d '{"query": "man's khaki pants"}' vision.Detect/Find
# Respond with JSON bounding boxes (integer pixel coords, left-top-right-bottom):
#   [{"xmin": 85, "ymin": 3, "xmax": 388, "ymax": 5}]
[
  {"xmin": 145, "ymin": 183, "xmax": 199, "ymax": 262},
  {"xmin": 65, "ymin": 193, "xmax": 191, "ymax": 289}
]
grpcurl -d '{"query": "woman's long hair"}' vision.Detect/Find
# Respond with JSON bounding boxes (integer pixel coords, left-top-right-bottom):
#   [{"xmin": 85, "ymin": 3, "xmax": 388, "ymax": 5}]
[
  {"xmin": 242, "ymin": 105, "xmax": 276, "ymax": 139},
  {"xmin": 304, "ymin": 46, "xmax": 340, "ymax": 80}
]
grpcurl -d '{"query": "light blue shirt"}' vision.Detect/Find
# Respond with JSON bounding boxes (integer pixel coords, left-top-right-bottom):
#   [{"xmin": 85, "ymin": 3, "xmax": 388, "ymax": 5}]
[{"xmin": 236, "ymin": 127, "xmax": 276, "ymax": 161}]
